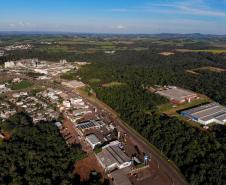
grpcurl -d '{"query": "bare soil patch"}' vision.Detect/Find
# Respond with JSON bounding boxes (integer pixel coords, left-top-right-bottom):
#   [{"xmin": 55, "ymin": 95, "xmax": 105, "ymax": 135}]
[
  {"xmin": 186, "ymin": 66, "xmax": 226, "ymax": 74},
  {"xmin": 74, "ymin": 154, "xmax": 104, "ymax": 182},
  {"xmin": 159, "ymin": 52, "xmax": 175, "ymax": 56}
]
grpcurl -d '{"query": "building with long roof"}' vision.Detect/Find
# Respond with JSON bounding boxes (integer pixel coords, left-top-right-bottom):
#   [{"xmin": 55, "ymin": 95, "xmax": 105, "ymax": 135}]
[
  {"xmin": 156, "ymin": 86, "xmax": 198, "ymax": 104},
  {"xmin": 181, "ymin": 102, "xmax": 226, "ymax": 125},
  {"xmin": 96, "ymin": 141, "xmax": 132, "ymax": 172}
]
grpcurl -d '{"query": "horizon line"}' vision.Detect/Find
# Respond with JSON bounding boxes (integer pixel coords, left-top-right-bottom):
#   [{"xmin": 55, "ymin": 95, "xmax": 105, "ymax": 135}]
[{"xmin": 0, "ymin": 30, "xmax": 226, "ymax": 36}]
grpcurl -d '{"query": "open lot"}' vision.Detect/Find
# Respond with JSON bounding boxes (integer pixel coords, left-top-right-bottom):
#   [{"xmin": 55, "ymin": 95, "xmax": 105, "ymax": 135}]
[
  {"xmin": 74, "ymin": 154, "xmax": 104, "ymax": 182},
  {"xmin": 158, "ymin": 94, "xmax": 211, "ymax": 116},
  {"xmin": 186, "ymin": 66, "xmax": 226, "ymax": 75},
  {"xmin": 102, "ymin": 81, "xmax": 126, "ymax": 87}
]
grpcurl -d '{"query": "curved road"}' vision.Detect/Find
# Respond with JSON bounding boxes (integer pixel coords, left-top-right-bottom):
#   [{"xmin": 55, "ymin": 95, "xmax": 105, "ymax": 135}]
[
  {"xmin": 74, "ymin": 88, "xmax": 189, "ymax": 185},
  {"xmin": 24, "ymin": 75, "xmax": 188, "ymax": 185}
]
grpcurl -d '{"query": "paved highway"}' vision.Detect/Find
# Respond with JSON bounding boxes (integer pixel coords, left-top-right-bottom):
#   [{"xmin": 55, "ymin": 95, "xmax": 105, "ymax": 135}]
[
  {"xmin": 74, "ymin": 87, "xmax": 189, "ymax": 185},
  {"xmin": 21, "ymin": 75, "xmax": 188, "ymax": 185}
]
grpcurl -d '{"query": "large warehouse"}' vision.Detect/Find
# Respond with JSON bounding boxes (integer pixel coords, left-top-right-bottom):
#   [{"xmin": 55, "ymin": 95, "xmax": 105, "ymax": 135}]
[
  {"xmin": 96, "ymin": 141, "xmax": 132, "ymax": 172},
  {"xmin": 156, "ymin": 86, "xmax": 198, "ymax": 104},
  {"xmin": 181, "ymin": 102, "xmax": 226, "ymax": 125}
]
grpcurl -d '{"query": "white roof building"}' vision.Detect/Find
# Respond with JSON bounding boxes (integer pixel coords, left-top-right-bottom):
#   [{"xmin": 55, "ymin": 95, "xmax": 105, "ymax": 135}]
[
  {"xmin": 63, "ymin": 100, "xmax": 71, "ymax": 108},
  {"xmin": 4, "ymin": 61, "xmax": 15, "ymax": 68},
  {"xmin": 181, "ymin": 102, "xmax": 226, "ymax": 125},
  {"xmin": 96, "ymin": 141, "xmax": 132, "ymax": 172},
  {"xmin": 86, "ymin": 134, "xmax": 102, "ymax": 149}
]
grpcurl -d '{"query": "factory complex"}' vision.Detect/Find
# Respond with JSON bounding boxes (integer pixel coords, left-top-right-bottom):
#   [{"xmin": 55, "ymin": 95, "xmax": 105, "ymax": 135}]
[
  {"xmin": 181, "ymin": 102, "xmax": 226, "ymax": 125},
  {"xmin": 155, "ymin": 86, "xmax": 198, "ymax": 104}
]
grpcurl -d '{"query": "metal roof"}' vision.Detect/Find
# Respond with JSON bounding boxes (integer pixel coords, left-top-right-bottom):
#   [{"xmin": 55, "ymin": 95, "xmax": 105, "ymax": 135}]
[
  {"xmin": 181, "ymin": 102, "xmax": 226, "ymax": 123},
  {"xmin": 86, "ymin": 134, "xmax": 100, "ymax": 145},
  {"xmin": 97, "ymin": 144, "xmax": 130, "ymax": 168},
  {"xmin": 156, "ymin": 87, "xmax": 197, "ymax": 102}
]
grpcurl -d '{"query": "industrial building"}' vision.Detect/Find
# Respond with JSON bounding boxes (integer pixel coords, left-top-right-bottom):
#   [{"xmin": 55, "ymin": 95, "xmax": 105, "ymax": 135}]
[
  {"xmin": 0, "ymin": 50, "xmax": 4, "ymax": 57},
  {"xmin": 76, "ymin": 120, "xmax": 106, "ymax": 135},
  {"xmin": 181, "ymin": 102, "xmax": 226, "ymax": 125},
  {"xmin": 85, "ymin": 134, "xmax": 102, "ymax": 149},
  {"xmin": 96, "ymin": 141, "xmax": 132, "ymax": 172},
  {"xmin": 156, "ymin": 86, "xmax": 198, "ymax": 104}
]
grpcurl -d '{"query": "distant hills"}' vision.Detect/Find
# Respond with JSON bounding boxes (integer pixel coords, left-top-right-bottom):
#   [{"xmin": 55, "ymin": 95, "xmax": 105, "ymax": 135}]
[{"xmin": 0, "ymin": 31, "xmax": 226, "ymax": 39}]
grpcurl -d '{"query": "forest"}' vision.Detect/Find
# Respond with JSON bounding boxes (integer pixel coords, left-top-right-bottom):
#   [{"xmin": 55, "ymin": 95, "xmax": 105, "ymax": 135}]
[
  {"xmin": 1, "ymin": 36, "xmax": 226, "ymax": 184},
  {"xmin": 75, "ymin": 50, "xmax": 226, "ymax": 185},
  {"xmin": 0, "ymin": 113, "xmax": 108, "ymax": 185}
]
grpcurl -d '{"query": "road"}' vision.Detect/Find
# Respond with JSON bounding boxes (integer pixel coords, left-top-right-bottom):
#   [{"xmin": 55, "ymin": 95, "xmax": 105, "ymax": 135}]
[
  {"xmin": 19, "ymin": 74, "xmax": 188, "ymax": 185},
  {"xmin": 75, "ymin": 87, "xmax": 189, "ymax": 185}
]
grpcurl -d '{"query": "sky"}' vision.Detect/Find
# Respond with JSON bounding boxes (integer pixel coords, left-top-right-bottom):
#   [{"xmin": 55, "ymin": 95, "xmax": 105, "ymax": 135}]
[{"xmin": 1, "ymin": 0, "xmax": 226, "ymax": 34}]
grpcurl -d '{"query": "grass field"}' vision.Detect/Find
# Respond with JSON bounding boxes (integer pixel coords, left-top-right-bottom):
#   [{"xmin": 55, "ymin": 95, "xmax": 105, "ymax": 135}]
[
  {"xmin": 88, "ymin": 78, "xmax": 101, "ymax": 84},
  {"xmin": 158, "ymin": 95, "xmax": 211, "ymax": 116},
  {"xmin": 9, "ymin": 80, "xmax": 33, "ymax": 90},
  {"xmin": 186, "ymin": 66, "xmax": 226, "ymax": 75},
  {"xmin": 158, "ymin": 96, "xmax": 211, "ymax": 130},
  {"xmin": 177, "ymin": 48, "xmax": 226, "ymax": 54},
  {"xmin": 102, "ymin": 81, "xmax": 126, "ymax": 87}
]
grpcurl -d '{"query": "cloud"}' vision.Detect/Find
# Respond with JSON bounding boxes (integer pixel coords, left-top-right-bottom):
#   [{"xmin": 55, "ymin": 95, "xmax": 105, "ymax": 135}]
[
  {"xmin": 9, "ymin": 23, "xmax": 16, "ymax": 27},
  {"xmin": 110, "ymin": 8, "xmax": 130, "ymax": 13},
  {"xmin": 8, "ymin": 21, "xmax": 35, "ymax": 28},
  {"xmin": 179, "ymin": 6, "xmax": 226, "ymax": 17},
  {"xmin": 109, "ymin": 0, "xmax": 226, "ymax": 18},
  {"xmin": 148, "ymin": 1, "xmax": 226, "ymax": 17},
  {"xmin": 116, "ymin": 25, "xmax": 126, "ymax": 29}
]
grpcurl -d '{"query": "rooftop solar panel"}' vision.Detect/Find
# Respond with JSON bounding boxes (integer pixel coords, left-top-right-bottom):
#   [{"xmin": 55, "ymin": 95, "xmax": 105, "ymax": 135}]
[
  {"xmin": 185, "ymin": 103, "xmax": 218, "ymax": 115},
  {"xmin": 215, "ymin": 113, "xmax": 226, "ymax": 122},
  {"xmin": 193, "ymin": 106, "xmax": 224, "ymax": 118},
  {"xmin": 201, "ymin": 111, "xmax": 226, "ymax": 121}
]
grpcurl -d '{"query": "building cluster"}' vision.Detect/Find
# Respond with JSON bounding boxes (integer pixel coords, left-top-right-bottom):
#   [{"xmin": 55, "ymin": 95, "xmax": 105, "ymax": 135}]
[
  {"xmin": 62, "ymin": 80, "xmax": 85, "ymax": 89},
  {"xmin": 76, "ymin": 119, "xmax": 117, "ymax": 149},
  {"xmin": 0, "ymin": 84, "xmax": 11, "ymax": 94},
  {"xmin": 35, "ymin": 61, "xmax": 74, "ymax": 77},
  {"xmin": 0, "ymin": 50, "xmax": 4, "ymax": 57},
  {"xmin": 4, "ymin": 58, "xmax": 75, "ymax": 79},
  {"xmin": 104, "ymin": 50, "xmax": 116, "ymax": 54},
  {"xmin": 96, "ymin": 141, "xmax": 132, "ymax": 172},
  {"xmin": 4, "ymin": 58, "xmax": 40, "ymax": 69},
  {"xmin": 31, "ymin": 88, "xmax": 146, "ymax": 185},
  {"xmin": 154, "ymin": 85, "xmax": 199, "ymax": 104},
  {"xmin": 0, "ymin": 56, "xmax": 151, "ymax": 185},
  {"xmin": 4, "ymin": 44, "xmax": 32, "ymax": 51},
  {"xmin": 8, "ymin": 92, "xmax": 59, "ymax": 123},
  {"xmin": 0, "ymin": 101, "xmax": 17, "ymax": 121},
  {"xmin": 181, "ymin": 102, "xmax": 226, "ymax": 125},
  {"xmin": 37, "ymin": 88, "xmax": 93, "ymax": 124}
]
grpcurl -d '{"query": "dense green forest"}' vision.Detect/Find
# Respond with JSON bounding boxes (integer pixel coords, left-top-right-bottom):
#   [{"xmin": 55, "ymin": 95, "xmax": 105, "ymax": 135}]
[
  {"xmin": 75, "ymin": 50, "xmax": 226, "ymax": 185},
  {"xmin": 0, "ymin": 113, "xmax": 107, "ymax": 185}
]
